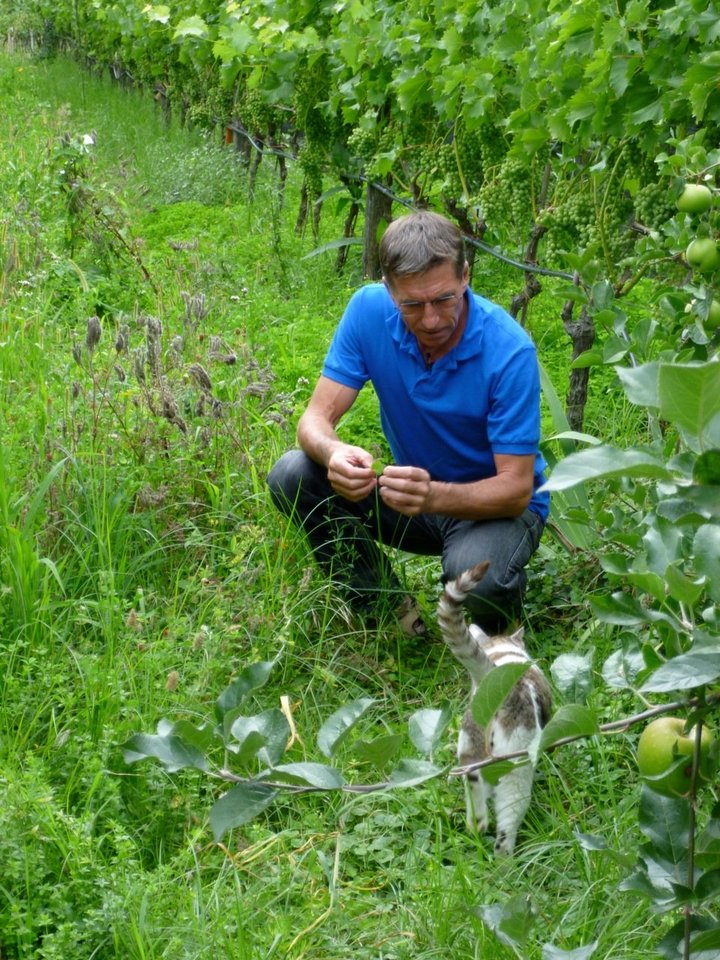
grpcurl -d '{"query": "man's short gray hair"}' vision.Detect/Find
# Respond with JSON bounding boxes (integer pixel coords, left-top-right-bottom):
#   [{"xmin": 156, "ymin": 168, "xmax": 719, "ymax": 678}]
[{"xmin": 379, "ymin": 210, "xmax": 466, "ymax": 285}]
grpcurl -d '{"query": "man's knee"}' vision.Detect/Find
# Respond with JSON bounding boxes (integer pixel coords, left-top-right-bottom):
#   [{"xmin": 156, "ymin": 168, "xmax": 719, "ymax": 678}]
[
  {"xmin": 462, "ymin": 567, "xmax": 526, "ymax": 632},
  {"xmin": 440, "ymin": 518, "xmax": 539, "ymax": 632},
  {"xmin": 267, "ymin": 450, "xmax": 309, "ymax": 511}
]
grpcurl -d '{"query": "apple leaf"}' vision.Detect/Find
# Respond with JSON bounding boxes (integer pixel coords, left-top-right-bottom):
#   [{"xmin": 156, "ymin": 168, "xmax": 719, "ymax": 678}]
[
  {"xmin": 316, "ymin": 698, "xmax": 375, "ymax": 758},
  {"xmin": 387, "ymin": 759, "xmax": 444, "ymax": 787},
  {"xmin": 475, "ymin": 895, "xmax": 536, "ymax": 951},
  {"xmin": 265, "ymin": 762, "xmax": 345, "ymax": 788},
  {"xmin": 657, "ymin": 362, "xmax": 720, "ymax": 443},
  {"xmin": 228, "ymin": 709, "xmax": 290, "ymax": 766},
  {"xmin": 209, "ymin": 782, "xmax": 277, "ymax": 841},
  {"xmin": 640, "ymin": 651, "xmax": 720, "ymax": 692},
  {"xmin": 351, "ymin": 734, "xmax": 404, "ymax": 771},
  {"xmin": 122, "ymin": 728, "xmax": 209, "ymax": 772},
  {"xmin": 541, "ymin": 943, "xmax": 599, "ymax": 960},
  {"xmin": 697, "ymin": 816, "xmax": 720, "ymax": 870},
  {"xmin": 617, "ymin": 362, "xmax": 660, "ymax": 408},
  {"xmin": 540, "ymin": 444, "xmax": 672, "ymax": 492},
  {"xmin": 215, "ymin": 661, "xmax": 276, "ymax": 723},
  {"xmin": 694, "ymin": 523, "xmax": 720, "ymax": 602},
  {"xmin": 619, "ymin": 361, "xmax": 720, "ymax": 444},
  {"xmin": 478, "ymin": 757, "xmax": 530, "ymax": 786},
  {"xmin": 694, "ymin": 868, "xmax": 720, "ymax": 905},
  {"xmin": 408, "ymin": 706, "xmax": 452, "ymax": 757},
  {"xmin": 550, "ymin": 652, "xmax": 594, "ymax": 704},
  {"xmin": 693, "ymin": 449, "xmax": 720, "ymax": 485},
  {"xmin": 531, "ymin": 705, "xmax": 599, "ymax": 762},
  {"xmin": 663, "ymin": 564, "xmax": 705, "ymax": 606},
  {"xmin": 655, "ymin": 916, "xmax": 720, "ymax": 960},
  {"xmin": 602, "ymin": 645, "xmax": 647, "ymax": 689},
  {"xmin": 638, "ymin": 786, "xmax": 690, "ymax": 861},
  {"xmin": 471, "ymin": 661, "xmax": 530, "ymax": 727},
  {"xmin": 590, "ymin": 591, "xmax": 677, "ymax": 626}
]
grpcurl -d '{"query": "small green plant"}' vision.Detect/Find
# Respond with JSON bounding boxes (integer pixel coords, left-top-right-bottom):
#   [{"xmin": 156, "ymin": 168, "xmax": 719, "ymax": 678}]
[{"xmin": 50, "ymin": 130, "xmax": 156, "ymax": 286}]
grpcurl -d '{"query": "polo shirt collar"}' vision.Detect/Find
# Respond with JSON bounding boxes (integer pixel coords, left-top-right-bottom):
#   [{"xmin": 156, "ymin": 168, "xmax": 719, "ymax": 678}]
[{"xmin": 387, "ymin": 288, "xmax": 484, "ymax": 367}]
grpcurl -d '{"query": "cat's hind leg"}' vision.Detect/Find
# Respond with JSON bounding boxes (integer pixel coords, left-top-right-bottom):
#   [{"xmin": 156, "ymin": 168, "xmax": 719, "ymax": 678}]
[
  {"xmin": 492, "ymin": 762, "xmax": 535, "ymax": 856},
  {"xmin": 464, "ymin": 771, "xmax": 491, "ymax": 833},
  {"xmin": 458, "ymin": 718, "xmax": 490, "ymax": 832}
]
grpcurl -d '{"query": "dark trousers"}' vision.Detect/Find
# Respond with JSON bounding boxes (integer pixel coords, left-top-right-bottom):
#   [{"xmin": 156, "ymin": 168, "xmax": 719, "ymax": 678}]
[{"xmin": 267, "ymin": 449, "xmax": 545, "ymax": 632}]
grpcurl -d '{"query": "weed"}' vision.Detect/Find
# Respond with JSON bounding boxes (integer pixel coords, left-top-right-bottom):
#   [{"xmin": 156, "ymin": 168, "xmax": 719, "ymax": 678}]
[{"xmin": 0, "ymin": 50, "xmax": 667, "ymax": 960}]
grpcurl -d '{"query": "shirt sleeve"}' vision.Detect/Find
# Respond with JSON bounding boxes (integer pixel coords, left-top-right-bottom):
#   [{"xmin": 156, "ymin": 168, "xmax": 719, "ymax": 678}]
[
  {"xmin": 321, "ymin": 287, "xmax": 373, "ymax": 391},
  {"xmin": 487, "ymin": 341, "xmax": 542, "ymax": 456}
]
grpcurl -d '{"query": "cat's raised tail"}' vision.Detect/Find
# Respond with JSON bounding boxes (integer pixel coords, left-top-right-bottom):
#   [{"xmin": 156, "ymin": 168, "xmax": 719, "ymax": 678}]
[{"xmin": 436, "ymin": 560, "xmax": 495, "ymax": 683}]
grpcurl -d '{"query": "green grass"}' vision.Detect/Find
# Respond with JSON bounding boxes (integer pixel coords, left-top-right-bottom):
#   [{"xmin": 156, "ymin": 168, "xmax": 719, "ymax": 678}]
[{"xmin": 0, "ymin": 49, "xmax": 676, "ymax": 960}]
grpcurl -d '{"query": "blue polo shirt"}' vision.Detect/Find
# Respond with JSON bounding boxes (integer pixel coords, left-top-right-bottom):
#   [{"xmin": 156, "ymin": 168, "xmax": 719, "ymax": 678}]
[{"xmin": 323, "ymin": 283, "xmax": 549, "ymax": 521}]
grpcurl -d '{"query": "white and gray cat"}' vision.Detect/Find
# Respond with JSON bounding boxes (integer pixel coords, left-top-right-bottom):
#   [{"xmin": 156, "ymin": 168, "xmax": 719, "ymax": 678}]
[{"xmin": 437, "ymin": 560, "xmax": 553, "ymax": 856}]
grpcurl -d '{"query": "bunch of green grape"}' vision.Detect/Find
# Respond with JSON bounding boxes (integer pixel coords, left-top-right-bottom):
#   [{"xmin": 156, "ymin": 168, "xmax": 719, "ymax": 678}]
[
  {"xmin": 454, "ymin": 120, "xmax": 506, "ymax": 196},
  {"xmin": 539, "ymin": 174, "xmax": 636, "ymax": 267},
  {"xmin": 238, "ymin": 88, "xmax": 282, "ymax": 133},
  {"xmin": 634, "ymin": 180, "xmax": 676, "ymax": 229},
  {"xmin": 454, "ymin": 124, "xmax": 486, "ymax": 195},
  {"xmin": 293, "ymin": 60, "xmax": 331, "ymax": 144},
  {"xmin": 186, "ymin": 82, "xmax": 234, "ymax": 133},
  {"xmin": 478, "ymin": 124, "xmax": 507, "ymax": 176},
  {"xmin": 476, "ymin": 155, "xmax": 534, "ymax": 245},
  {"xmin": 365, "ymin": 125, "xmax": 400, "ymax": 182},
  {"xmin": 436, "ymin": 143, "xmax": 463, "ymax": 200},
  {"xmin": 346, "ymin": 126, "xmax": 379, "ymax": 164},
  {"xmin": 298, "ymin": 141, "xmax": 324, "ymax": 201}
]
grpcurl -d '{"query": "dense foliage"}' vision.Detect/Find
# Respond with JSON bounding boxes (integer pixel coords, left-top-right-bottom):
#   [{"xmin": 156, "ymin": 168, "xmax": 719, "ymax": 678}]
[
  {"xmin": 4, "ymin": 0, "xmax": 720, "ymax": 433},
  {"xmin": 1, "ymin": 1, "xmax": 719, "ymax": 955}
]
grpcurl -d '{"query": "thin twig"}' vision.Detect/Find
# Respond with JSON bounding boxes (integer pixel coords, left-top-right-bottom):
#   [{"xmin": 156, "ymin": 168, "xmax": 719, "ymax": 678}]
[{"xmin": 207, "ymin": 694, "xmax": 718, "ymax": 796}]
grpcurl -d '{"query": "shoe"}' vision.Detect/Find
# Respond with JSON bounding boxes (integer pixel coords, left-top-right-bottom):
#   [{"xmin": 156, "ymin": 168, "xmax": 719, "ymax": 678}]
[{"xmin": 395, "ymin": 596, "xmax": 427, "ymax": 637}]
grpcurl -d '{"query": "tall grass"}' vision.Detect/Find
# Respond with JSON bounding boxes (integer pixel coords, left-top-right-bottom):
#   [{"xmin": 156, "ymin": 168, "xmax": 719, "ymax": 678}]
[{"xmin": 0, "ymin": 49, "xmax": 662, "ymax": 960}]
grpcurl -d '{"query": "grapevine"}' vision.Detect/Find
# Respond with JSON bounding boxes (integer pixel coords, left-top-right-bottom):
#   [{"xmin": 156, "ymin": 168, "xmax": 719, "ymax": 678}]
[
  {"xmin": 298, "ymin": 141, "xmax": 324, "ymax": 203},
  {"xmin": 477, "ymin": 155, "xmax": 537, "ymax": 249},
  {"xmin": 346, "ymin": 126, "xmax": 379, "ymax": 165},
  {"xmin": 453, "ymin": 119, "xmax": 506, "ymax": 198},
  {"xmin": 633, "ymin": 182, "xmax": 676, "ymax": 230}
]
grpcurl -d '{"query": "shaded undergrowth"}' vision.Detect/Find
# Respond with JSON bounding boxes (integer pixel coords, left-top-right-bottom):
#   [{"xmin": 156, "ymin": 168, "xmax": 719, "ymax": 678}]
[{"xmin": 0, "ymin": 51, "xmax": 657, "ymax": 960}]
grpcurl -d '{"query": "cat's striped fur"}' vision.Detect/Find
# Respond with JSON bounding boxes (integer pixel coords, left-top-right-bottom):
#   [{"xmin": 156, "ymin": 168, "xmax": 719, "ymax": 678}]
[{"xmin": 438, "ymin": 561, "xmax": 553, "ymax": 856}]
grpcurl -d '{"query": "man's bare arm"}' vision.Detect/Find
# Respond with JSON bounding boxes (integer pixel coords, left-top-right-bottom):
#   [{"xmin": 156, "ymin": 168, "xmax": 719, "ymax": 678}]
[
  {"xmin": 378, "ymin": 453, "xmax": 536, "ymax": 519},
  {"xmin": 296, "ymin": 375, "xmax": 376, "ymax": 502}
]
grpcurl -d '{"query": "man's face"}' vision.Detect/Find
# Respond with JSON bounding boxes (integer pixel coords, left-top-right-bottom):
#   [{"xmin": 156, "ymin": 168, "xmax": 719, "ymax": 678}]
[{"xmin": 386, "ymin": 261, "xmax": 469, "ymax": 357}]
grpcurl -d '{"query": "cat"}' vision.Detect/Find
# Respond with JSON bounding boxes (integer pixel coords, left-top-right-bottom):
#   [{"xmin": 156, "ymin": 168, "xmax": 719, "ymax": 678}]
[{"xmin": 437, "ymin": 560, "xmax": 553, "ymax": 857}]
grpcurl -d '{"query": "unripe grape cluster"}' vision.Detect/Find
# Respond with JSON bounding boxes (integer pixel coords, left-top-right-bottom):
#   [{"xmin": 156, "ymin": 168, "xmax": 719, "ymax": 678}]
[
  {"xmin": 476, "ymin": 155, "xmax": 534, "ymax": 244},
  {"xmin": 238, "ymin": 88, "xmax": 282, "ymax": 133},
  {"xmin": 365, "ymin": 126, "xmax": 399, "ymax": 181},
  {"xmin": 436, "ymin": 143, "xmax": 463, "ymax": 199},
  {"xmin": 298, "ymin": 141, "xmax": 324, "ymax": 200},
  {"xmin": 186, "ymin": 82, "xmax": 234, "ymax": 132},
  {"xmin": 634, "ymin": 181, "xmax": 676, "ymax": 229},
  {"xmin": 618, "ymin": 143, "xmax": 676, "ymax": 229},
  {"xmin": 293, "ymin": 62, "xmax": 331, "ymax": 144},
  {"xmin": 538, "ymin": 191, "xmax": 594, "ymax": 264},
  {"xmin": 347, "ymin": 126, "xmax": 378, "ymax": 164},
  {"xmin": 451, "ymin": 121, "xmax": 507, "ymax": 203}
]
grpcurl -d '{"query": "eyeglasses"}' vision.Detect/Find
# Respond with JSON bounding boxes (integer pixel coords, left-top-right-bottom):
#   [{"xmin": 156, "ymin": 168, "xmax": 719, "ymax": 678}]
[{"xmin": 397, "ymin": 293, "xmax": 461, "ymax": 319}]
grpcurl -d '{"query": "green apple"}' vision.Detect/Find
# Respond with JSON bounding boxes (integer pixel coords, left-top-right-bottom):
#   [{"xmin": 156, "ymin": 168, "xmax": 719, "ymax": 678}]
[
  {"xmin": 686, "ymin": 237, "xmax": 720, "ymax": 274},
  {"xmin": 677, "ymin": 183, "xmax": 713, "ymax": 215},
  {"xmin": 707, "ymin": 299, "xmax": 720, "ymax": 329},
  {"xmin": 637, "ymin": 716, "xmax": 714, "ymax": 798}
]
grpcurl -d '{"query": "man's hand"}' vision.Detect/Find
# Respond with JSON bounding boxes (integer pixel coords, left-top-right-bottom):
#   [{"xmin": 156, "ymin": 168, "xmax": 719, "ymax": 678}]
[
  {"xmin": 377, "ymin": 465, "xmax": 432, "ymax": 515},
  {"xmin": 327, "ymin": 445, "xmax": 377, "ymax": 501}
]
